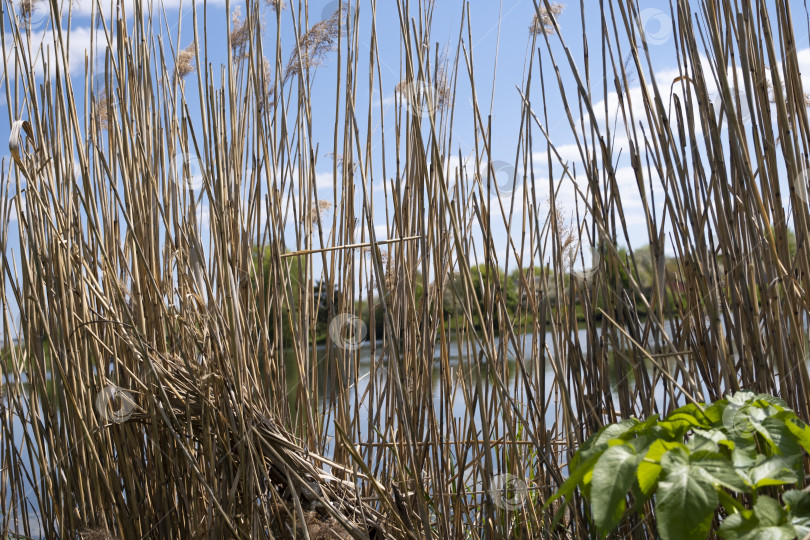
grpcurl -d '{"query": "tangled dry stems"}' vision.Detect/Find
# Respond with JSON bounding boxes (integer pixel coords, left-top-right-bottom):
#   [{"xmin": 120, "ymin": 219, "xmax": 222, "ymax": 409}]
[{"xmin": 2, "ymin": 0, "xmax": 810, "ymax": 538}]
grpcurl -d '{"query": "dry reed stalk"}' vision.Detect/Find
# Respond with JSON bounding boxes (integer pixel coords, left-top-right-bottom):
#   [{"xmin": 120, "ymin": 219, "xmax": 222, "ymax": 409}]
[{"xmin": 1, "ymin": 0, "xmax": 809, "ymax": 538}]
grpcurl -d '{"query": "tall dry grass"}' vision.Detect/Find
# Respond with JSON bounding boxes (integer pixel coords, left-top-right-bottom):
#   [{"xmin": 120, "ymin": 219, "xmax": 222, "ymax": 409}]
[{"xmin": 0, "ymin": 0, "xmax": 809, "ymax": 538}]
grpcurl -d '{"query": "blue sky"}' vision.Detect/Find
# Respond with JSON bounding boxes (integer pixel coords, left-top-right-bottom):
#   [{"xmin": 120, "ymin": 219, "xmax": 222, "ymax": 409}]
[{"xmin": 2, "ymin": 0, "xmax": 810, "ymax": 333}]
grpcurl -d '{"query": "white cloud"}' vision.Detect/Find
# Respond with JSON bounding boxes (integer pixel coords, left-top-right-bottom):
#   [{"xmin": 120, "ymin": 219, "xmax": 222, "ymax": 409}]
[
  {"xmin": 70, "ymin": 0, "xmax": 226, "ymax": 16},
  {"xmin": 373, "ymin": 224, "xmax": 388, "ymax": 239},
  {"xmin": 532, "ymin": 142, "xmax": 585, "ymax": 167},
  {"xmin": 315, "ymin": 171, "xmax": 335, "ymax": 189},
  {"xmin": 2, "ymin": 0, "xmax": 229, "ymax": 83},
  {"xmin": 2, "ymin": 24, "xmax": 106, "ymax": 80},
  {"xmin": 376, "ymin": 94, "xmax": 397, "ymax": 109}
]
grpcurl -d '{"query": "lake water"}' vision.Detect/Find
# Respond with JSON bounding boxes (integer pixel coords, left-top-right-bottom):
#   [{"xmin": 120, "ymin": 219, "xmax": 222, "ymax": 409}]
[{"xmin": 298, "ymin": 321, "xmax": 708, "ymax": 470}]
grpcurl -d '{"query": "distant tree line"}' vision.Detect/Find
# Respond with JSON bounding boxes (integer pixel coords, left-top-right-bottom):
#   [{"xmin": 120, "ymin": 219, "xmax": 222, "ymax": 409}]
[{"xmin": 255, "ymin": 232, "xmax": 799, "ymax": 347}]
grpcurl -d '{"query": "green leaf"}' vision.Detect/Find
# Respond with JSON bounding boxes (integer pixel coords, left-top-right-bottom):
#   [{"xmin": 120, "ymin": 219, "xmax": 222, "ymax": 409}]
[
  {"xmin": 702, "ymin": 401, "xmax": 727, "ymax": 425},
  {"xmin": 590, "ymin": 444, "xmax": 642, "ymax": 534},
  {"xmin": 783, "ymin": 489, "xmax": 810, "ymax": 514},
  {"xmin": 571, "ymin": 419, "xmax": 638, "ymax": 470},
  {"xmin": 790, "ymin": 518, "xmax": 810, "ymax": 539},
  {"xmin": 732, "ymin": 445, "xmax": 760, "ymax": 470},
  {"xmin": 543, "ymin": 451, "xmax": 605, "ymax": 510},
  {"xmin": 718, "ymin": 496, "xmax": 793, "ymax": 540},
  {"xmin": 659, "ymin": 406, "xmax": 708, "ymax": 438},
  {"xmin": 556, "ymin": 394, "xmax": 808, "ymax": 540},
  {"xmin": 784, "ymin": 490, "xmax": 810, "ymax": 538},
  {"xmin": 716, "ymin": 489, "xmax": 745, "ymax": 515},
  {"xmin": 719, "ymin": 521, "xmax": 795, "ymax": 540},
  {"xmin": 722, "ymin": 401, "xmax": 759, "ymax": 443},
  {"xmin": 637, "ymin": 439, "xmax": 685, "ymax": 496},
  {"xmin": 752, "ymin": 496, "xmax": 787, "ymax": 525},
  {"xmin": 753, "ymin": 414, "xmax": 801, "ymax": 457},
  {"xmin": 691, "ymin": 455, "xmax": 748, "ymax": 493},
  {"xmin": 781, "ymin": 414, "xmax": 810, "ymax": 454},
  {"xmin": 748, "ymin": 456, "xmax": 800, "ymax": 489},
  {"xmin": 718, "ymin": 510, "xmax": 755, "ymax": 539},
  {"xmin": 727, "ymin": 391, "xmax": 758, "ymax": 406},
  {"xmin": 692, "ymin": 427, "xmax": 737, "ymax": 450},
  {"xmin": 626, "ymin": 414, "xmax": 660, "ymax": 437},
  {"xmin": 655, "ymin": 448, "xmax": 717, "ymax": 540},
  {"xmin": 688, "ymin": 429, "xmax": 722, "ymax": 454},
  {"xmin": 749, "ymin": 393, "xmax": 789, "ymax": 410},
  {"xmin": 668, "ymin": 403, "xmax": 712, "ymax": 427}
]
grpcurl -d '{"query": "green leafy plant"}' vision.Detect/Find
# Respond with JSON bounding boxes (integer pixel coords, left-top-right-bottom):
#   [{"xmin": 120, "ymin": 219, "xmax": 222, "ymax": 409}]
[{"xmin": 546, "ymin": 391, "xmax": 810, "ymax": 539}]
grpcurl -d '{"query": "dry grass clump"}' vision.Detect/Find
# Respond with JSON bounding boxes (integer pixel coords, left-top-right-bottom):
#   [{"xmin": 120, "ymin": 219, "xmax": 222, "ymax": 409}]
[
  {"xmin": 230, "ymin": 6, "xmax": 253, "ymax": 61},
  {"xmin": 304, "ymin": 512, "xmax": 353, "ymax": 540},
  {"xmin": 328, "ymin": 153, "xmax": 357, "ymax": 173},
  {"xmin": 764, "ymin": 69, "xmax": 810, "ymax": 107},
  {"xmin": 282, "ymin": 5, "xmax": 346, "ymax": 84},
  {"xmin": 266, "ymin": 0, "xmax": 285, "ymax": 13},
  {"xmin": 301, "ymin": 199, "xmax": 333, "ymax": 226},
  {"xmin": 394, "ymin": 62, "xmax": 450, "ymax": 114},
  {"xmin": 18, "ymin": 0, "xmax": 45, "ymax": 19},
  {"xmin": 548, "ymin": 198, "xmax": 579, "ymax": 270},
  {"xmin": 260, "ymin": 56, "xmax": 277, "ymax": 109},
  {"xmin": 362, "ymin": 246, "xmax": 388, "ymax": 263},
  {"xmin": 384, "ymin": 263, "xmax": 400, "ymax": 293},
  {"xmin": 173, "ymin": 43, "xmax": 197, "ymax": 82},
  {"xmin": 529, "ymin": 2, "xmax": 564, "ymax": 35},
  {"xmin": 434, "ymin": 65, "xmax": 451, "ymax": 111},
  {"xmin": 262, "ymin": 56, "xmax": 273, "ymax": 84},
  {"xmin": 91, "ymin": 69, "xmax": 117, "ymax": 131}
]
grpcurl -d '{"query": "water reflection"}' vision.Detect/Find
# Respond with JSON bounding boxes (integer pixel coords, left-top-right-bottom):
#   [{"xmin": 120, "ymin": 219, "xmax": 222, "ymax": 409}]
[{"xmin": 293, "ymin": 324, "xmax": 690, "ymax": 465}]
